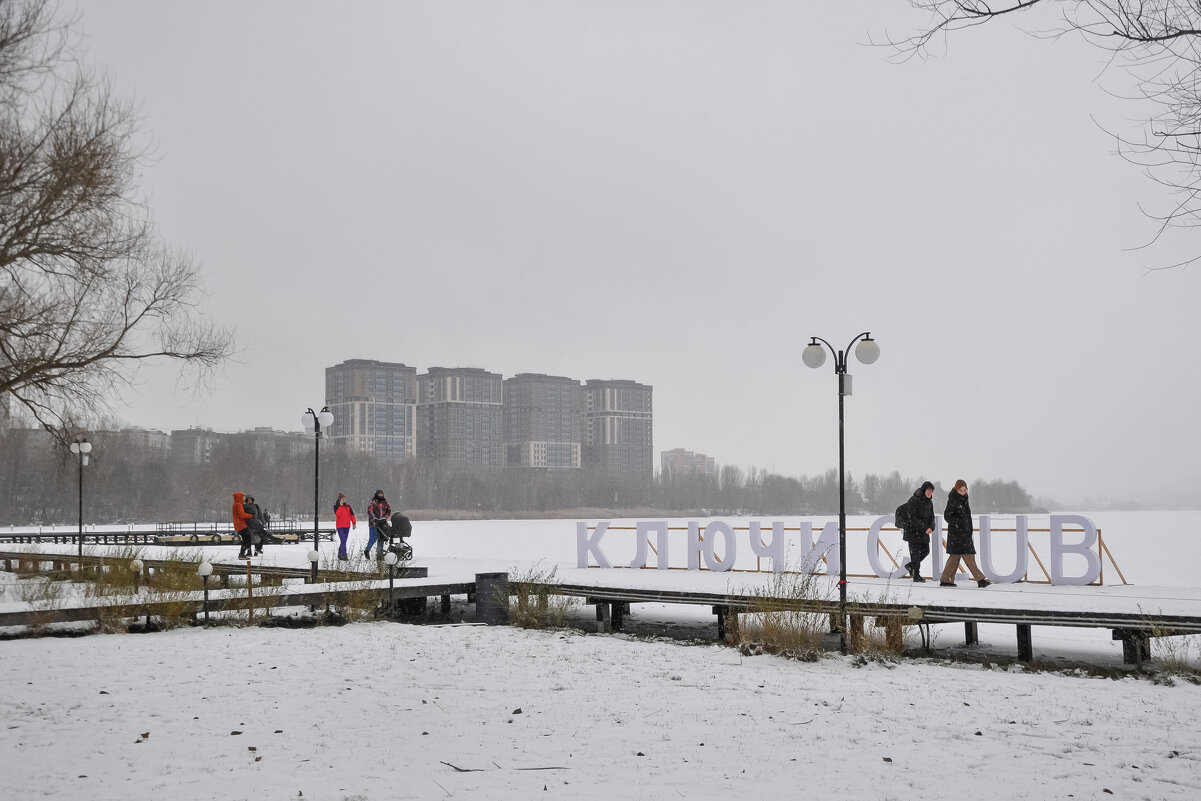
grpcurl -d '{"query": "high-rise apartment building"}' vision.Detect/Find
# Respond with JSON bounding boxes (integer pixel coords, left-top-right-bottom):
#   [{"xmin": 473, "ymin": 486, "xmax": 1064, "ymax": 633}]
[
  {"xmin": 503, "ymin": 373, "xmax": 582, "ymax": 469},
  {"xmin": 417, "ymin": 367, "xmax": 505, "ymax": 468},
  {"xmin": 325, "ymin": 359, "xmax": 417, "ymax": 461},
  {"xmin": 582, "ymin": 379, "xmax": 653, "ymax": 488},
  {"xmin": 323, "ymin": 359, "xmax": 655, "ymax": 494}
]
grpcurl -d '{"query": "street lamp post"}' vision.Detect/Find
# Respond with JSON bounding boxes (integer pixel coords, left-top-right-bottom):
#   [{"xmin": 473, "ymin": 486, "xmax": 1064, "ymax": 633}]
[
  {"xmin": 69, "ymin": 437, "xmax": 93, "ymax": 563},
  {"xmin": 802, "ymin": 332, "xmax": 880, "ymax": 656},
  {"xmin": 301, "ymin": 407, "xmax": 334, "ymax": 584}
]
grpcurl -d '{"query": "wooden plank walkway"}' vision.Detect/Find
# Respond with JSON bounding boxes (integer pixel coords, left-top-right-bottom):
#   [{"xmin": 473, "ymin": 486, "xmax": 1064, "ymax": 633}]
[
  {"xmin": 548, "ymin": 579, "xmax": 1201, "ymax": 664},
  {"xmin": 0, "ymin": 581, "xmax": 476, "ymax": 628},
  {"xmin": 5, "ymin": 549, "xmax": 1201, "ymax": 665},
  {"xmin": 0, "ymin": 550, "xmax": 460, "ymax": 628},
  {"xmin": 0, "ymin": 551, "xmax": 426, "ymax": 584},
  {"xmin": 0, "ymin": 528, "xmax": 336, "ymax": 546}
]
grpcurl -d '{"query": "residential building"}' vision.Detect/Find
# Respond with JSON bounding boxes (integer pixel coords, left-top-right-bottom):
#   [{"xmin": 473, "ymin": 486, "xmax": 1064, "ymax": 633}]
[
  {"xmin": 417, "ymin": 367, "xmax": 505, "ymax": 468},
  {"xmin": 170, "ymin": 427, "xmax": 221, "ymax": 465},
  {"xmin": 503, "ymin": 373, "xmax": 582, "ymax": 469},
  {"xmin": 227, "ymin": 427, "xmax": 312, "ymax": 461},
  {"xmin": 325, "ymin": 359, "xmax": 417, "ymax": 461},
  {"xmin": 581, "ymin": 379, "xmax": 653, "ymax": 489},
  {"xmin": 112, "ymin": 427, "xmax": 171, "ymax": 452},
  {"xmin": 661, "ymin": 448, "xmax": 716, "ymax": 479}
]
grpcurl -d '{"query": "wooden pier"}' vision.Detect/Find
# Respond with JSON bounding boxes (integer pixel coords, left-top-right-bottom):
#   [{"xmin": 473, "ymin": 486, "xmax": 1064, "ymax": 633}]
[{"xmin": 3, "ymin": 549, "xmax": 1200, "ymax": 667}]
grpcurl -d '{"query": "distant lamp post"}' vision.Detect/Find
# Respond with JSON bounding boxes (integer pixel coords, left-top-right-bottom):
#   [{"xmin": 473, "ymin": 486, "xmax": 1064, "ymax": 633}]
[
  {"xmin": 300, "ymin": 407, "xmax": 335, "ymax": 577},
  {"xmin": 307, "ymin": 549, "xmax": 320, "ymax": 585},
  {"xmin": 802, "ymin": 332, "xmax": 880, "ymax": 656},
  {"xmin": 130, "ymin": 558, "xmax": 144, "ymax": 593},
  {"xmin": 198, "ymin": 561, "xmax": 213, "ymax": 625},
  {"xmin": 69, "ymin": 437, "xmax": 93, "ymax": 562},
  {"xmin": 384, "ymin": 550, "xmax": 398, "ymax": 618}
]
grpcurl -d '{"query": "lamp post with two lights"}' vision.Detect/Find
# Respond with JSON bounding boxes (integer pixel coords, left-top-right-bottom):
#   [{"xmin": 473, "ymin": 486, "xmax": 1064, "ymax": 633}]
[{"xmin": 801, "ymin": 332, "xmax": 880, "ymax": 655}]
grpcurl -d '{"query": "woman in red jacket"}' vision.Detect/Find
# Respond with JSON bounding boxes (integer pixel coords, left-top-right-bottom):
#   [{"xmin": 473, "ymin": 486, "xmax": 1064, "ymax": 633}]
[{"xmin": 333, "ymin": 493, "xmax": 357, "ymax": 560}]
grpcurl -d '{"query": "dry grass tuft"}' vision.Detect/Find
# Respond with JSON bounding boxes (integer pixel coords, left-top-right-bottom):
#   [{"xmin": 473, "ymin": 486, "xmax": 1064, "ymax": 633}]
[
  {"xmin": 508, "ymin": 563, "xmax": 578, "ymax": 630},
  {"xmin": 733, "ymin": 571, "xmax": 834, "ymax": 661}
]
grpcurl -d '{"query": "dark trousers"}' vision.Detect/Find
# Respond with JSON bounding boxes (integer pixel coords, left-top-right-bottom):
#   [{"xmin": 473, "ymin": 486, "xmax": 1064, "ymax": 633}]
[
  {"xmin": 238, "ymin": 528, "xmax": 252, "ymax": 557},
  {"xmin": 906, "ymin": 536, "xmax": 930, "ymax": 576}
]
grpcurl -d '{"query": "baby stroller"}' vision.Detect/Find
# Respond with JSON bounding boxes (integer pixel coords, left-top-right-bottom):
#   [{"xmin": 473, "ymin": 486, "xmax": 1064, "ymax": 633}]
[{"xmin": 371, "ymin": 512, "xmax": 414, "ymax": 561}]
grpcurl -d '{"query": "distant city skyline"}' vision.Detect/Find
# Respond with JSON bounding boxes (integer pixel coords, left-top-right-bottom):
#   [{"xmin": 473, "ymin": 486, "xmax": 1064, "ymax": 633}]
[{"xmin": 64, "ymin": 3, "xmax": 1201, "ymax": 508}]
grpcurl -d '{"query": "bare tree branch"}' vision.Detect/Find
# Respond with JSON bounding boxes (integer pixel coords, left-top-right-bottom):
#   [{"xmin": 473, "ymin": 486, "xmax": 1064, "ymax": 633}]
[
  {"xmin": 0, "ymin": 0, "xmax": 233, "ymax": 441},
  {"xmin": 884, "ymin": 1, "xmax": 1201, "ymax": 264}
]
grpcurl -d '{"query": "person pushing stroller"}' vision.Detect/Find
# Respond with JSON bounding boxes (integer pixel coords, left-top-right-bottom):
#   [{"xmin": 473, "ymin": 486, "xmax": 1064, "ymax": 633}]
[
  {"xmin": 363, "ymin": 490, "xmax": 414, "ymax": 560},
  {"xmin": 364, "ymin": 490, "xmax": 391, "ymax": 559}
]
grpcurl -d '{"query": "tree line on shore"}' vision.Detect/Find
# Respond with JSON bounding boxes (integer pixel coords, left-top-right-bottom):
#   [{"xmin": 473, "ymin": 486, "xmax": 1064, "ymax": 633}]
[{"xmin": 0, "ymin": 428, "xmax": 1046, "ymax": 525}]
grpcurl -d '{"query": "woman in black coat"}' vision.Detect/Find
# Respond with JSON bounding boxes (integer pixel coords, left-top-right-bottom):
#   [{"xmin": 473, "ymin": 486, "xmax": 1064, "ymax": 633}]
[{"xmin": 939, "ymin": 480, "xmax": 991, "ymax": 588}]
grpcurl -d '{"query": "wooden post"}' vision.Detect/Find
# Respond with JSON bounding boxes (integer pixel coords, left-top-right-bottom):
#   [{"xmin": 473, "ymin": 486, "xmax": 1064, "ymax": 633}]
[
  {"xmin": 964, "ymin": 622, "xmax": 979, "ymax": 646},
  {"xmin": 595, "ymin": 601, "xmax": 611, "ymax": 633},
  {"xmin": 245, "ymin": 560, "xmax": 254, "ymax": 624},
  {"xmin": 1114, "ymin": 630, "xmax": 1152, "ymax": 666},
  {"xmin": 849, "ymin": 615, "xmax": 864, "ymax": 652},
  {"xmin": 611, "ymin": 601, "xmax": 625, "ymax": 632},
  {"xmin": 885, "ymin": 618, "xmax": 903, "ymax": 652},
  {"xmin": 1016, "ymin": 624, "xmax": 1033, "ymax": 662},
  {"xmin": 714, "ymin": 606, "xmax": 738, "ymax": 641}
]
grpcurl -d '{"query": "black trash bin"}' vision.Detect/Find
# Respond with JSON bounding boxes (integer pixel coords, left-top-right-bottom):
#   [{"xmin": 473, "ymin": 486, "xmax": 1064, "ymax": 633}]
[{"xmin": 475, "ymin": 572, "xmax": 510, "ymax": 625}]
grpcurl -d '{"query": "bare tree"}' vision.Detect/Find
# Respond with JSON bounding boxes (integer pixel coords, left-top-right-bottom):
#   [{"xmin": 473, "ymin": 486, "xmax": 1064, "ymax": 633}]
[
  {"xmin": 0, "ymin": 0, "xmax": 233, "ymax": 437},
  {"xmin": 890, "ymin": 1, "xmax": 1201, "ymax": 266}
]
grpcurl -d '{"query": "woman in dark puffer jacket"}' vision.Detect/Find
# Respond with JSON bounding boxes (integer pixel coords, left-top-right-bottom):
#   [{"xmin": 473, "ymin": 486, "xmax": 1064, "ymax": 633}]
[{"xmin": 939, "ymin": 480, "xmax": 991, "ymax": 588}]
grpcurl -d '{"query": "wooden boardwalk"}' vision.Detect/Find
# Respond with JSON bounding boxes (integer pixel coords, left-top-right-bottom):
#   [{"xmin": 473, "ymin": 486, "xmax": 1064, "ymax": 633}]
[{"xmin": 4, "ymin": 549, "xmax": 1201, "ymax": 666}]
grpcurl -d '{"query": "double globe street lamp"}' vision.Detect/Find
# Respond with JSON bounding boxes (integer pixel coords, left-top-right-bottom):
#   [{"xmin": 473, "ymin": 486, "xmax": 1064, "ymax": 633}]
[
  {"xmin": 802, "ymin": 333, "xmax": 880, "ymax": 656},
  {"xmin": 69, "ymin": 437, "xmax": 93, "ymax": 562},
  {"xmin": 301, "ymin": 407, "xmax": 334, "ymax": 584}
]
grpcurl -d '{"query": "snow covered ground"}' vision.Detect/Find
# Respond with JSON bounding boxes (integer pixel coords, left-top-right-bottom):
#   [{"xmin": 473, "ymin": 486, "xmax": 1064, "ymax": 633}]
[
  {"xmin": 2, "ymin": 622, "xmax": 1200, "ymax": 800},
  {"xmin": 1, "ymin": 511, "xmax": 1200, "ymax": 799}
]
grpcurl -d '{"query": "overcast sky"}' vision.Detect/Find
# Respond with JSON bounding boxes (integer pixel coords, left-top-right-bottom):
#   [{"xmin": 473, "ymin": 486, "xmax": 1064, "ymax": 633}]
[{"xmin": 71, "ymin": 1, "xmax": 1201, "ymax": 506}]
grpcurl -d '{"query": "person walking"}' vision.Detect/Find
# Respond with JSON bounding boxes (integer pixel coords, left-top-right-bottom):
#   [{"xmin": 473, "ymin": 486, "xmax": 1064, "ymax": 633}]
[
  {"xmin": 334, "ymin": 493, "xmax": 357, "ymax": 560},
  {"xmin": 902, "ymin": 481, "xmax": 936, "ymax": 582},
  {"xmin": 364, "ymin": 489, "xmax": 392, "ymax": 559},
  {"xmin": 244, "ymin": 494, "xmax": 267, "ymax": 556},
  {"xmin": 939, "ymin": 480, "xmax": 991, "ymax": 588},
  {"xmin": 232, "ymin": 491, "xmax": 253, "ymax": 559}
]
